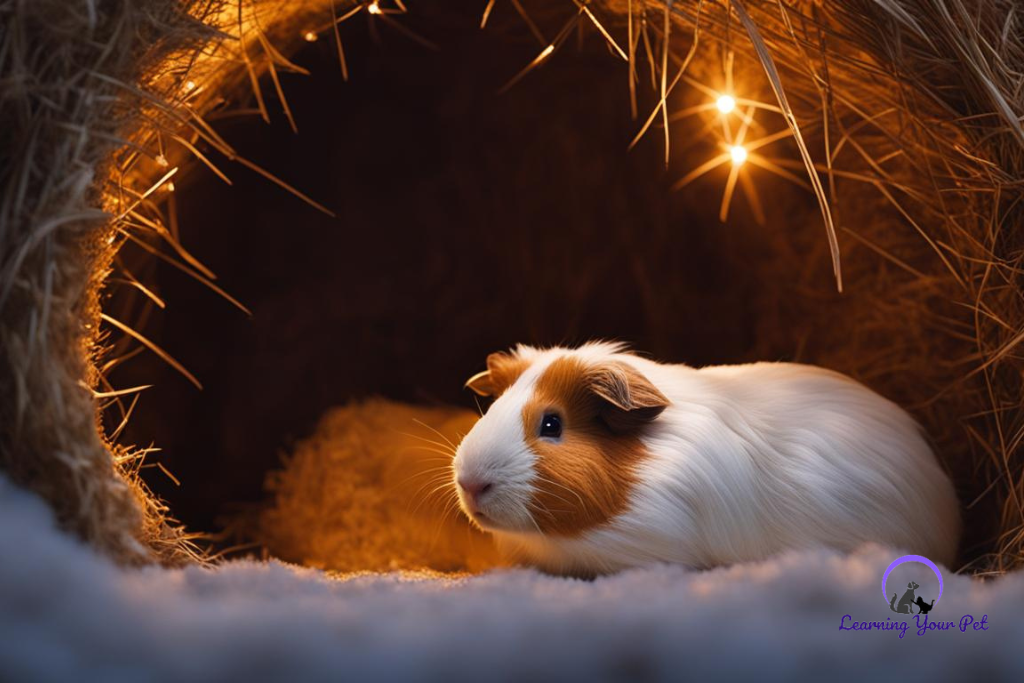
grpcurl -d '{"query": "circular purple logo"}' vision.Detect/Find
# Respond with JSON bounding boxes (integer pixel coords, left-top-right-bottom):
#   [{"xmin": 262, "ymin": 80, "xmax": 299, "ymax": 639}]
[{"xmin": 882, "ymin": 554, "xmax": 943, "ymax": 608}]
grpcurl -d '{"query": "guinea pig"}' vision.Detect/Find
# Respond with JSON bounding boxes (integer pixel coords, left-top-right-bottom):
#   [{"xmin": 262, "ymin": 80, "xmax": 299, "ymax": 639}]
[{"xmin": 452, "ymin": 342, "xmax": 960, "ymax": 576}]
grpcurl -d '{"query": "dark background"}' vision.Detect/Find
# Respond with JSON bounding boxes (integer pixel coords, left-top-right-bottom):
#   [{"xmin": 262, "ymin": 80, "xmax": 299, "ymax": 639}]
[{"xmin": 107, "ymin": 2, "xmax": 812, "ymax": 535}]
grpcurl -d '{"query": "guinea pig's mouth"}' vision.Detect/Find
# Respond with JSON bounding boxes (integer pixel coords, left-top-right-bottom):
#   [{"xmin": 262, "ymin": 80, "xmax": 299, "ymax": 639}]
[
  {"xmin": 465, "ymin": 507, "xmax": 496, "ymax": 528},
  {"xmin": 462, "ymin": 505, "xmax": 515, "ymax": 533}
]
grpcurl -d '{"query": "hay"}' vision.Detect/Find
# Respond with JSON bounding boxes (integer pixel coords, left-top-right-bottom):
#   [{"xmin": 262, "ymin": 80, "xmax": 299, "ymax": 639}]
[
  {"xmin": 0, "ymin": 0, "xmax": 221, "ymax": 563},
  {"xmin": 259, "ymin": 399, "xmax": 499, "ymax": 573},
  {"xmin": 0, "ymin": 0, "xmax": 1022, "ymax": 573}
]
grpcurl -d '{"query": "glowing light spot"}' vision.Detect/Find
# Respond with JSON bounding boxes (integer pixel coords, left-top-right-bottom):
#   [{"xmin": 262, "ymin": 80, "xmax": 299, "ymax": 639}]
[
  {"xmin": 716, "ymin": 95, "xmax": 736, "ymax": 114},
  {"xmin": 367, "ymin": 1, "xmax": 382, "ymax": 14},
  {"xmin": 164, "ymin": 182, "xmax": 176, "ymax": 193},
  {"xmin": 303, "ymin": 31, "xmax": 318, "ymax": 42},
  {"xmin": 155, "ymin": 154, "xmax": 168, "ymax": 168},
  {"xmin": 729, "ymin": 145, "xmax": 748, "ymax": 166},
  {"xmin": 184, "ymin": 80, "xmax": 196, "ymax": 92}
]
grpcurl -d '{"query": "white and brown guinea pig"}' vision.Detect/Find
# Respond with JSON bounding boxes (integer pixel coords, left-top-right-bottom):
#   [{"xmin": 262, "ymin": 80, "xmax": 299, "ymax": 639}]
[{"xmin": 452, "ymin": 342, "xmax": 961, "ymax": 576}]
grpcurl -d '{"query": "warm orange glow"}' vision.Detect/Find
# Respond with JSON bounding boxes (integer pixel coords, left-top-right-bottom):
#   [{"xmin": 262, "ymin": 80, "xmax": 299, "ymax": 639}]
[
  {"xmin": 259, "ymin": 401, "xmax": 503, "ymax": 573},
  {"xmin": 164, "ymin": 182, "xmax": 176, "ymax": 193},
  {"xmin": 303, "ymin": 31, "xmax": 318, "ymax": 42},
  {"xmin": 729, "ymin": 145, "xmax": 748, "ymax": 166},
  {"xmin": 367, "ymin": 1, "xmax": 382, "ymax": 15},
  {"xmin": 716, "ymin": 94, "xmax": 736, "ymax": 114},
  {"xmin": 183, "ymin": 80, "xmax": 196, "ymax": 92}
]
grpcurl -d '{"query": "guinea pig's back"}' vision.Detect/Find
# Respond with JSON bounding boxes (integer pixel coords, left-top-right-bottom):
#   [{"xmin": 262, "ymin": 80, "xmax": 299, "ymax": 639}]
[{"xmin": 630, "ymin": 361, "xmax": 961, "ymax": 567}]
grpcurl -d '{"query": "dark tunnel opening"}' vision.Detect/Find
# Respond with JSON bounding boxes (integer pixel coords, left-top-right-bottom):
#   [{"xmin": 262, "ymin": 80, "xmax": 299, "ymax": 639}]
[{"xmin": 106, "ymin": 2, "xmax": 815, "ymax": 536}]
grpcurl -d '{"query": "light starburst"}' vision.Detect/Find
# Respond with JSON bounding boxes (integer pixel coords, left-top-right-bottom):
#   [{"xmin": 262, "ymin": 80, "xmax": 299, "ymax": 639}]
[{"xmin": 669, "ymin": 59, "xmax": 814, "ymax": 225}]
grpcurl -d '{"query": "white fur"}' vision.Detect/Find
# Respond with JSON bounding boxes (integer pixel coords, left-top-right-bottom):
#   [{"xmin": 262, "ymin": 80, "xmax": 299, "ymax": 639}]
[
  {"xmin": 453, "ymin": 349, "xmax": 550, "ymax": 533},
  {"xmin": 456, "ymin": 343, "xmax": 961, "ymax": 575}
]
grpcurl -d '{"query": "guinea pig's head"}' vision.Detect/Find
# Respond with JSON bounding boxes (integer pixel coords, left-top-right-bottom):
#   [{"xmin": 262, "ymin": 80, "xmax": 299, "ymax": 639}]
[{"xmin": 452, "ymin": 343, "xmax": 670, "ymax": 537}]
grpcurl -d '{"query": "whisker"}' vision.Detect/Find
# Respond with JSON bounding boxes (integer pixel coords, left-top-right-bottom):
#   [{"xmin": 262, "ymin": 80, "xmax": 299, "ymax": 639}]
[
  {"xmin": 407, "ymin": 477, "xmax": 456, "ymax": 507},
  {"xmin": 411, "ymin": 418, "xmax": 460, "ymax": 450},
  {"xmin": 407, "ymin": 486, "xmax": 450, "ymax": 518},
  {"xmin": 400, "ymin": 444, "xmax": 456, "ymax": 459},
  {"xmin": 527, "ymin": 482, "xmax": 577, "ymax": 509},
  {"xmin": 432, "ymin": 492, "xmax": 464, "ymax": 533},
  {"xmin": 399, "ymin": 430, "xmax": 456, "ymax": 455},
  {"xmin": 532, "ymin": 474, "xmax": 587, "ymax": 509},
  {"xmin": 407, "ymin": 475, "xmax": 458, "ymax": 513},
  {"xmin": 391, "ymin": 463, "xmax": 455, "ymax": 491},
  {"xmin": 524, "ymin": 505, "xmax": 546, "ymax": 536},
  {"xmin": 425, "ymin": 489, "xmax": 464, "ymax": 556}
]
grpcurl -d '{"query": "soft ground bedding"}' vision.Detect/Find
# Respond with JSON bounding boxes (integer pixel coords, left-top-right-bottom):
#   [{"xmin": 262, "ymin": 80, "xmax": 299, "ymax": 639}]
[{"xmin": 1, "ymin": 475, "xmax": 1021, "ymax": 680}]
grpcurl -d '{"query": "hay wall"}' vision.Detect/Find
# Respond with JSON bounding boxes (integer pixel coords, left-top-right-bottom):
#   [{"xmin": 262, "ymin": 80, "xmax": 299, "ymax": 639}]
[{"xmin": 1, "ymin": 0, "xmax": 1022, "ymax": 571}]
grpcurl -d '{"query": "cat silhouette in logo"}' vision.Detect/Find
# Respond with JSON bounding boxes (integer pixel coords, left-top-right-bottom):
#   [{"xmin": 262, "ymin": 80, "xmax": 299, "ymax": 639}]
[
  {"xmin": 889, "ymin": 581, "xmax": 920, "ymax": 614},
  {"xmin": 914, "ymin": 596, "xmax": 935, "ymax": 615}
]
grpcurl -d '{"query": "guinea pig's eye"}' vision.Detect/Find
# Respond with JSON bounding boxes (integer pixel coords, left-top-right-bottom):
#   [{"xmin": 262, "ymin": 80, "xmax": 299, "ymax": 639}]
[{"xmin": 539, "ymin": 413, "xmax": 562, "ymax": 439}]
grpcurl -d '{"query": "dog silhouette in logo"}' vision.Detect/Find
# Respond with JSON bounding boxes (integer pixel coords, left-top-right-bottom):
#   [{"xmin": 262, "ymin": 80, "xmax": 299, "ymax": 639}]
[
  {"xmin": 889, "ymin": 581, "xmax": 920, "ymax": 614},
  {"xmin": 914, "ymin": 596, "xmax": 935, "ymax": 615}
]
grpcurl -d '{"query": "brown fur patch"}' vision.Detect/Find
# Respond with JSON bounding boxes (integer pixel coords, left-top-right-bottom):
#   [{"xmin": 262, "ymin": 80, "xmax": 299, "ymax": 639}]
[
  {"xmin": 522, "ymin": 356, "xmax": 668, "ymax": 537},
  {"xmin": 466, "ymin": 350, "xmax": 532, "ymax": 396}
]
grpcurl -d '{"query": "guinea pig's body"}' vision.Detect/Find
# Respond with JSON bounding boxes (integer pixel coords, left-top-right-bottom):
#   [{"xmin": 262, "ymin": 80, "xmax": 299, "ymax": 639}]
[{"xmin": 453, "ymin": 342, "xmax": 960, "ymax": 576}]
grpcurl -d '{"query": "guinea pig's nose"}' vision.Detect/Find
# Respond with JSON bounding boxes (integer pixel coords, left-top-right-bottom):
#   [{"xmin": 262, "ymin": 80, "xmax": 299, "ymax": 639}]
[{"xmin": 458, "ymin": 477, "xmax": 493, "ymax": 503}]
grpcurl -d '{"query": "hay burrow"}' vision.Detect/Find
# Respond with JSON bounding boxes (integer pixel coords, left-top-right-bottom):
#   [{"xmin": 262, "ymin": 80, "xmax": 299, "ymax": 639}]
[{"xmin": 1, "ymin": 0, "xmax": 1023, "ymax": 573}]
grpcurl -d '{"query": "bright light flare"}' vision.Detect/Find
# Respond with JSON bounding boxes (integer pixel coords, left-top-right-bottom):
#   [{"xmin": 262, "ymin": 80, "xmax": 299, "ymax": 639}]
[
  {"xmin": 303, "ymin": 31, "xmax": 318, "ymax": 42},
  {"xmin": 716, "ymin": 95, "xmax": 736, "ymax": 114},
  {"xmin": 729, "ymin": 145, "xmax": 748, "ymax": 166},
  {"xmin": 367, "ymin": 1, "xmax": 382, "ymax": 14}
]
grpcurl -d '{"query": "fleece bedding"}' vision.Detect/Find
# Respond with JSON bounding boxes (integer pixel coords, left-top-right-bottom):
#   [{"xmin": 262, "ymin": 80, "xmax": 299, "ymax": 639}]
[{"xmin": 1, "ymin": 475, "xmax": 1021, "ymax": 681}]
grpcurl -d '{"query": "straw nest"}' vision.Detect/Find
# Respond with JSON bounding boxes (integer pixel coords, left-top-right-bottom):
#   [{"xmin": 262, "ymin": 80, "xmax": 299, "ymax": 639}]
[
  {"xmin": 1, "ymin": 0, "xmax": 1022, "ymax": 573},
  {"xmin": 259, "ymin": 399, "xmax": 500, "ymax": 573}
]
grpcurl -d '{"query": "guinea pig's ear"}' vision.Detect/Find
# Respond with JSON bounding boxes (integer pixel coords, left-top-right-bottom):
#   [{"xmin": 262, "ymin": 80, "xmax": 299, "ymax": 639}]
[
  {"xmin": 587, "ymin": 361, "xmax": 670, "ymax": 434},
  {"xmin": 465, "ymin": 351, "xmax": 531, "ymax": 397},
  {"xmin": 464, "ymin": 369, "xmax": 496, "ymax": 396}
]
